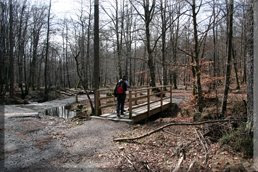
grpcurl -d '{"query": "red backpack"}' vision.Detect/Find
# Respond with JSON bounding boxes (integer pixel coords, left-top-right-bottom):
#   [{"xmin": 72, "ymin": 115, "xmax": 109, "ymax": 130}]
[{"xmin": 116, "ymin": 82, "xmax": 124, "ymax": 94}]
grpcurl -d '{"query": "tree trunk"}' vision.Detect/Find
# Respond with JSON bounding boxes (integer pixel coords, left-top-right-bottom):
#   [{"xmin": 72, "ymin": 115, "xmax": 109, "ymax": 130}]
[
  {"xmin": 221, "ymin": 0, "xmax": 234, "ymax": 117},
  {"xmin": 232, "ymin": 45, "xmax": 240, "ymax": 90},
  {"xmin": 115, "ymin": 0, "xmax": 122, "ymax": 79},
  {"xmin": 245, "ymin": 0, "xmax": 254, "ymax": 131},
  {"xmin": 172, "ymin": 3, "xmax": 181, "ymax": 89},
  {"xmin": 93, "ymin": 0, "xmax": 100, "ymax": 115},
  {"xmin": 65, "ymin": 24, "xmax": 71, "ymax": 88},
  {"xmin": 17, "ymin": 1, "xmax": 27, "ymax": 98},
  {"xmin": 192, "ymin": 0, "xmax": 203, "ymax": 112},
  {"xmin": 85, "ymin": 0, "xmax": 92, "ymax": 89},
  {"xmin": 8, "ymin": 0, "xmax": 14, "ymax": 97},
  {"xmin": 160, "ymin": 0, "xmax": 167, "ymax": 86},
  {"xmin": 0, "ymin": 1, "xmax": 7, "ymax": 96},
  {"xmin": 145, "ymin": 0, "xmax": 156, "ymax": 87},
  {"xmin": 212, "ymin": 0, "xmax": 217, "ymax": 90},
  {"xmin": 44, "ymin": 0, "xmax": 51, "ymax": 101}
]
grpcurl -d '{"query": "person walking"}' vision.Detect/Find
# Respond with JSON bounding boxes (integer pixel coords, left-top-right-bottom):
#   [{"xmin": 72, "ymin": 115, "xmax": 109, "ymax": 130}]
[{"xmin": 114, "ymin": 76, "xmax": 129, "ymax": 117}]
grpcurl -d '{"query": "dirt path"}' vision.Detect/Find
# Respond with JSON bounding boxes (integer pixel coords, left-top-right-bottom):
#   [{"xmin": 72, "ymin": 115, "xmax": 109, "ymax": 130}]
[{"xmin": 3, "ymin": 114, "xmax": 130, "ymax": 171}]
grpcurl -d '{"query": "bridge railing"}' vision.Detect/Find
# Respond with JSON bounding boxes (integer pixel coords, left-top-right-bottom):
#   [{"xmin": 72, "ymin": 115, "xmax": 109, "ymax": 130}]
[{"xmin": 95, "ymin": 85, "xmax": 173, "ymax": 119}]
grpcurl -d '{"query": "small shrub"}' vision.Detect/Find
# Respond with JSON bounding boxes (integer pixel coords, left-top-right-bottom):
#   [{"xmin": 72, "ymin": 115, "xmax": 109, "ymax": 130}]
[{"xmin": 220, "ymin": 125, "xmax": 253, "ymax": 158}]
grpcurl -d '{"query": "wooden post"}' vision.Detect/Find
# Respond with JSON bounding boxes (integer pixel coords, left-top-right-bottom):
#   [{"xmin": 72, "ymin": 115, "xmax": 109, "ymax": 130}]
[
  {"xmin": 95, "ymin": 89, "xmax": 100, "ymax": 116},
  {"xmin": 170, "ymin": 85, "xmax": 172, "ymax": 104},
  {"xmin": 161, "ymin": 86, "xmax": 163, "ymax": 112},
  {"xmin": 129, "ymin": 90, "xmax": 132, "ymax": 119},
  {"xmin": 135, "ymin": 92, "xmax": 137, "ymax": 105},
  {"xmin": 147, "ymin": 88, "xmax": 150, "ymax": 117},
  {"xmin": 75, "ymin": 94, "xmax": 78, "ymax": 103}
]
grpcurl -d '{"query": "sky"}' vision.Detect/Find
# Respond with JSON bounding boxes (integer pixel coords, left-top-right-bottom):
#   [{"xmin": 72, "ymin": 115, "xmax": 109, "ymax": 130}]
[
  {"xmin": 51, "ymin": 0, "xmax": 80, "ymax": 18},
  {"xmin": 51, "ymin": 0, "xmax": 113, "ymax": 19}
]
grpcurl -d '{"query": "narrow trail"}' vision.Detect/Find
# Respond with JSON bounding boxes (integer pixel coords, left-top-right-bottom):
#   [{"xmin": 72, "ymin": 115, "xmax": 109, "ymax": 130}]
[{"xmin": 4, "ymin": 116, "xmax": 129, "ymax": 171}]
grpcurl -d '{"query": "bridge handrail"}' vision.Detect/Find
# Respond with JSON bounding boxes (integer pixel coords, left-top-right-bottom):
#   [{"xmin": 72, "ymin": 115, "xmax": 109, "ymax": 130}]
[{"xmin": 95, "ymin": 85, "xmax": 173, "ymax": 118}]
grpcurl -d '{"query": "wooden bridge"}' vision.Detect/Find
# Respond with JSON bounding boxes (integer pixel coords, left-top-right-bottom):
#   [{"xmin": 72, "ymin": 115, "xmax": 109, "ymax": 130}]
[{"xmin": 92, "ymin": 85, "xmax": 174, "ymax": 123}]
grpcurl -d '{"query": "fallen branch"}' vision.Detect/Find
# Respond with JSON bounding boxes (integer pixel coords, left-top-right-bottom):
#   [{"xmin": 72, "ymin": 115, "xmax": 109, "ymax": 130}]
[
  {"xmin": 56, "ymin": 90, "xmax": 74, "ymax": 96},
  {"xmin": 113, "ymin": 119, "xmax": 239, "ymax": 142},
  {"xmin": 195, "ymin": 129, "xmax": 209, "ymax": 166},
  {"xmin": 121, "ymin": 153, "xmax": 138, "ymax": 172},
  {"xmin": 187, "ymin": 160, "xmax": 197, "ymax": 172},
  {"xmin": 162, "ymin": 129, "xmax": 182, "ymax": 139},
  {"xmin": 9, "ymin": 115, "xmax": 40, "ymax": 119},
  {"xmin": 195, "ymin": 129, "xmax": 208, "ymax": 152},
  {"xmin": 172, "ymin": 153, "xmax": 185, "ymax": 172}
]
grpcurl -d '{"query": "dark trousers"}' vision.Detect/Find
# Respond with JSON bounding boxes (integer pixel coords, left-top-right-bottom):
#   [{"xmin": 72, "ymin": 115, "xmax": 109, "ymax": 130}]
[{"xmin": 117, "ymin": 94, "xmax": 126, "ymax": 114}]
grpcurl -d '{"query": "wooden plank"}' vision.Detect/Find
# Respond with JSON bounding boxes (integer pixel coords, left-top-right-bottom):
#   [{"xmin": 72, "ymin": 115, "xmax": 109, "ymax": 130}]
[
  {"xmin": 131, "ymin": 101, "xmax": 170, "ymax": 114},
  {"xmin": 99, "ymin": 103, "xmax": 117, "ymax": 109},
  {"xmin": 134, "ymin": 92, "xmax": 138, "ymax": 105},
  {"xmin": 129, "ymin": 90, "xmax": 132, "ymax": 119},
  {"xmin": 170, "ymin": 85, "xmax": 173, "ymax": 104},
  {"xmin": 99, "ymin": 96, "xmax": 115, "ymax": 101},
  {"xmin": 132, "ymin": 103, "xmax": 171, "ymax": 122},
  {"xmin": 94, "ymin": 97, "xmax": 172, "ymax": 123},
  {"xmin": 131, "ymin": 102, "xmax": 148, "ymax": 110},
  {"xmin": 161, "ymin": 88, "xmax": 163, "ymax": 112},
  {"xmin": 95, "ymin": 90, "xmax": 100, "ymax": 116},
  {"xmin": 147, "ymin": 88, "xmax": 150, "ymax": 117},
  {"xmin": 91, "ymin": 116, "xmax": 133, "ymax": 123},
  {"xmin": 130, "ymin": 95, "xmax": 148, "ymax": 102}
]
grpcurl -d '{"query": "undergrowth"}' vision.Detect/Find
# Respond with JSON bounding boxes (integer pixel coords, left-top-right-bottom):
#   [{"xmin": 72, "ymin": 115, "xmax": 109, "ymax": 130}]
[{"xmin": 220, "ymin": 124, "xmax": 253, "ymax": 158}]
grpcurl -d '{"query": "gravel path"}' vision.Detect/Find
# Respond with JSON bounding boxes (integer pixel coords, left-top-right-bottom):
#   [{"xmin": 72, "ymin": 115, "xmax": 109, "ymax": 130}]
[{"xmin": 3, "ymin": 115, "xmax": 129, "ymax": 171}]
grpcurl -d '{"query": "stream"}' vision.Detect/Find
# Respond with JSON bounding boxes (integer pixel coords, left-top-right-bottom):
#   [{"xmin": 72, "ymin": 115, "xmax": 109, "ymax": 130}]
[{"xmin": 4, "ymin": 95, "xmax": 92, "ymax": 119}]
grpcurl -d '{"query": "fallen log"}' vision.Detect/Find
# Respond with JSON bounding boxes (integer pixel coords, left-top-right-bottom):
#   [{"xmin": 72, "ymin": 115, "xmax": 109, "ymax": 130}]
[
  {"xmin": 56, "ymin": 90, "xmax": 74, "ymax": 96},
  {"xmin": 113, "ymin": 119, "xmax": 239, "ymax": 142}
]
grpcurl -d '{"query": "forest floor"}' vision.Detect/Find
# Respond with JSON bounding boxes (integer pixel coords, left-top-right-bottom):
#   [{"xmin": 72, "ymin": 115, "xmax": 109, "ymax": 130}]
[{"xmin": 2, "ymin": 87, "xmax": 255, "ymax": 171}]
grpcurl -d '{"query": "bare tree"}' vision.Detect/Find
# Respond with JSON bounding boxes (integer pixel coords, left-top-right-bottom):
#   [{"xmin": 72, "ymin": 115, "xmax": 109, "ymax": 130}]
[
  {"xmin": 93, "ymin": 0, "xmax": 100, "ymax": 114},
  {"xmin": 101, "ymin": 0, "xmax": 124, "ymax": 79},
  {"xmin": 17, "ymin": 0, "xmax": 28, "ymax": 98},
  {"xmin": 44, "ymin": 0, "xmax": 51, "ymax": 100},
  {"xmin": 245, "ymin": 0, "xmax": 253, "ymax": 131},
  {"xmin": 0, "ymin": 1, "xmax": 8, "ymax": 96},
  {"xmin": 185, "ymin": 0, "xmax": 204, "ymax": 112},
  {"xmin": 170, "ymin": 1, "xmax": 181, "ymax": 89},
  {"xmin": 160, "ymin": 0, "xmax": 168, "ymax": 86},
  {"xmin": 130, "ymin": 0, "xmax": 157, "ymax": 87},
  {"xmin": 85, "ymin": 0, "xmax": 92, "ymax": 89},
  {"xmin": 221, "ymin": 0, "xmax": 234, "ymax": 117},
  {"xmin": 29, "ymin": 6, "xmax": 46, "ymax": 90},
  {"xmin": 8, "ymin": 0, "xmax": 14, "ymax": 97}
]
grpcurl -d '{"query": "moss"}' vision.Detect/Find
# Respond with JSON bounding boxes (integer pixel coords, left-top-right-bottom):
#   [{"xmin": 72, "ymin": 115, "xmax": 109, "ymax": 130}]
[{"xmin": 220, "ymin": 125, "xmax": 253, "ymax": 158}]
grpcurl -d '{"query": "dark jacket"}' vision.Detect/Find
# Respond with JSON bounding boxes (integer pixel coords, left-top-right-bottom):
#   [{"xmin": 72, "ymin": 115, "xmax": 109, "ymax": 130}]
[{"xmin": 114, "ymin": 80, "xmax": 128, "ymax": 96}]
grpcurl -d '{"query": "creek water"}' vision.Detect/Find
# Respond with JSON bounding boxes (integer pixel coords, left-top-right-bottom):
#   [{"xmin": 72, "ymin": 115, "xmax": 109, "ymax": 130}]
[{"xmin": 43, "ymin": 106, "xmax": 77, "ymax": 119}]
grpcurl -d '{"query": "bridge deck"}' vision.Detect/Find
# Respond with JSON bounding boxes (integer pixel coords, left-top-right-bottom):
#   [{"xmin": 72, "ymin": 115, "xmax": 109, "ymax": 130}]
[{"xmin": 91, "ymin": 99, "xmax": 171, "ymax": 123}]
